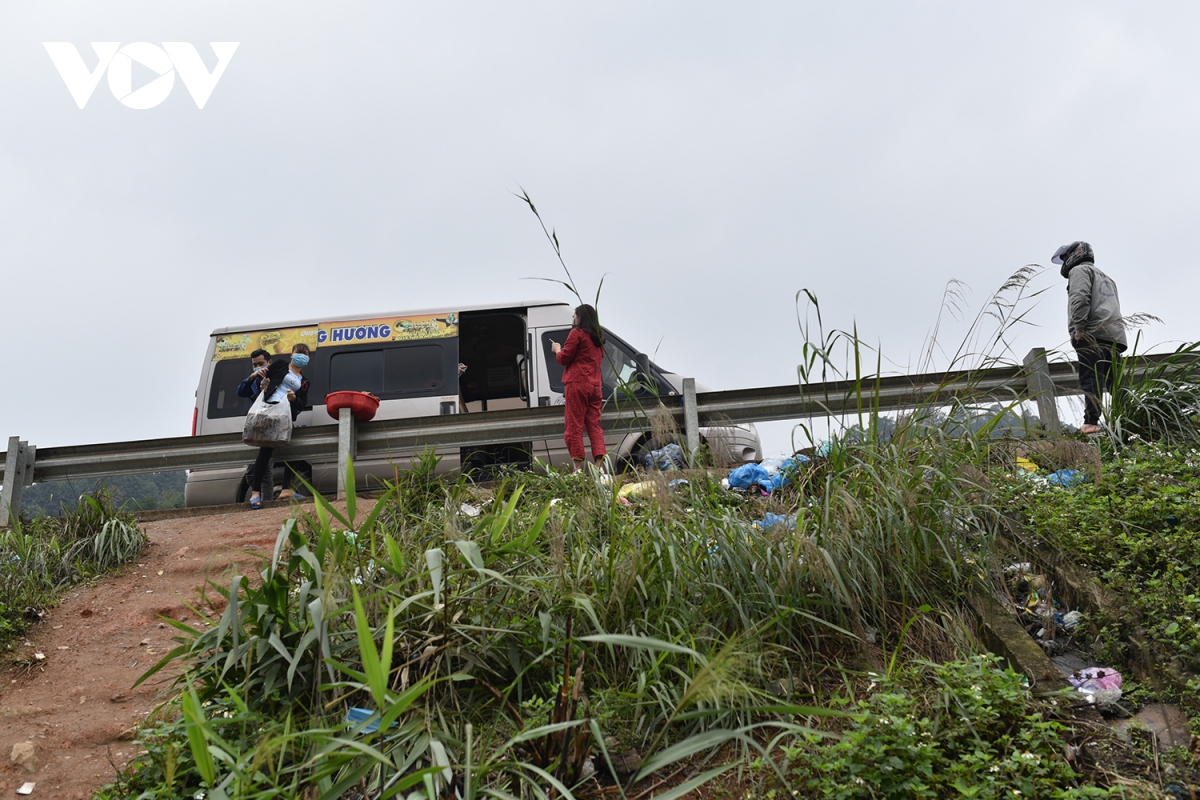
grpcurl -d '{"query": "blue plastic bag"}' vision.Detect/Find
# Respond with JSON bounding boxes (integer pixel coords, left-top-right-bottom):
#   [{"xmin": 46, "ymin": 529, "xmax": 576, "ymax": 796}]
[
  {"xmin": 753, "ymin": 512, "xmax": 797, "ymax": 531},
  {"xmin": 1046, "ymin": 469, "xmax": 1085, "ymax": 487},
  {"xmin": 728, "ymin": 463, "xmax": 772, "ymax": 491}
]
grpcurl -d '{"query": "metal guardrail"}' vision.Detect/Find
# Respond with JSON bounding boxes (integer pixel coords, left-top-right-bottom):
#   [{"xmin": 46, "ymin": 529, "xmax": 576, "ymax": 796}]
[{"xmin": 0, "ymin": 348, "xmax": 1191, "ymax": 525}]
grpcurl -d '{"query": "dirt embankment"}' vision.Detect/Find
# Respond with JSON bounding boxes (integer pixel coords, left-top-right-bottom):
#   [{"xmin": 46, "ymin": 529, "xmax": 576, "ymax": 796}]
[{"xmin": 0, "ymin": 503, "xmax": 307, "ymax": 800}]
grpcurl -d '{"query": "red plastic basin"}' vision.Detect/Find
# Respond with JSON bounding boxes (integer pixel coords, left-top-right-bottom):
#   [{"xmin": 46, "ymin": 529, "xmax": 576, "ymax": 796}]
[{"xmin": 325, "ymin": 391, "xmax": 380, "ymax": 422}]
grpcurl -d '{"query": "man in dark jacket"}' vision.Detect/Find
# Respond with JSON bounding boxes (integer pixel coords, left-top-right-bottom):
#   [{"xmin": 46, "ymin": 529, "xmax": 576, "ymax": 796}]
[
  {"xmin": 1052, "ymin": 241, "xmax": 1127, "ymax": 434},
  {"xmin": 236, "ymin": 349, "xmax": 272, "ymax": 401}
]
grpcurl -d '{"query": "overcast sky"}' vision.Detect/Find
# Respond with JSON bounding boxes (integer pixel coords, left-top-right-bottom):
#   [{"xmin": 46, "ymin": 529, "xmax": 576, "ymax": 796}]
[{"xmin": 3, "ymin": 2, "xmax": 1198, "ymax": 456}]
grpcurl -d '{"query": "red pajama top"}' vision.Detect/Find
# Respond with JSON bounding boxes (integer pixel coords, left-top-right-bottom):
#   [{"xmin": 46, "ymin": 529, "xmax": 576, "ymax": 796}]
[{"xmin": 556, "ymin": 328, "xmax": 604, "ymax": 387}]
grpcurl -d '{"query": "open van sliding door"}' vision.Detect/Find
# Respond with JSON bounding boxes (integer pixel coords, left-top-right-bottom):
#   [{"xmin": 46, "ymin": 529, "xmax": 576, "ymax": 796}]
[{"xmin": 457, "ymin": 310, "xmax": 537, "ymax": 475}]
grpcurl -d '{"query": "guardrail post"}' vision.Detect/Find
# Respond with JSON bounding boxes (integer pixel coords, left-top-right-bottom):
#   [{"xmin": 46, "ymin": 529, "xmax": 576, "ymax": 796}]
[
  {"xmin": 682, "ymin": 378, "xmax": 700, "ymax": 462},
  {"xmin": 1, "ymin": 437, "xmax": 32, "ymax": 527},
  {"xmin": 1022, "ymin": 348, "xmax": 1061, "ymax": 433},
  {"xmin": 337, "ymin": 409, "xmax": 357, "ymax": 500}
]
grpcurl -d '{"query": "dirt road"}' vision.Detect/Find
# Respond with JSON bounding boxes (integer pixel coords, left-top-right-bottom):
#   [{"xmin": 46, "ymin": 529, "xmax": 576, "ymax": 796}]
[{"xmin": 0, "ymin": 503, "xmax": 309, "ymax": 800}]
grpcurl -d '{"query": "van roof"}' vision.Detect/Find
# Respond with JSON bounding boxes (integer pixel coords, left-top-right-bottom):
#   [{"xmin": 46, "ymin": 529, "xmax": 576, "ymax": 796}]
[{"xmin": 209, "ymin": 300, "xmax": 570, "ymax": 336}]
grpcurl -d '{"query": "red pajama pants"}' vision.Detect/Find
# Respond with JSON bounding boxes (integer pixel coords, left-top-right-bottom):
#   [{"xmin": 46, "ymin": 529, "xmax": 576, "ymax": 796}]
[{"xmin": 563, "ymin": 382, "xmax": 605, "ymax": 461}]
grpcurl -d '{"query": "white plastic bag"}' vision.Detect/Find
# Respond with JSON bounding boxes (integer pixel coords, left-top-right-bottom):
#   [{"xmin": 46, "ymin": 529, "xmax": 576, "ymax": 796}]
[{"xmin": 243, "ymin": 394, "xmax": 292, "ymax": 447}]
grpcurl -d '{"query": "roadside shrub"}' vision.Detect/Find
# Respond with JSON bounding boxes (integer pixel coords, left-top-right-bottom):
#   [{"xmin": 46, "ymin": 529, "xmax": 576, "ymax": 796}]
[{"xmin": 777, "ymin": 655, "xmax": 1111, "ymax": 799}]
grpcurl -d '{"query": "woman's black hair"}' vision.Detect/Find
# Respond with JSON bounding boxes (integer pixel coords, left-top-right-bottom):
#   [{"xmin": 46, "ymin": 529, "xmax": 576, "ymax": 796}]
[{"xmin": 574, "ymin": 304, "xmax": 604, "ymax": 348}]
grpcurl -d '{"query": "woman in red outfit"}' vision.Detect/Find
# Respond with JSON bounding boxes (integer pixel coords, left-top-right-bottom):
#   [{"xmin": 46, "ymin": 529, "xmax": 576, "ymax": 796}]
[{"xmin": 552, "ymin": 304, "xmax": 607, "ymax": 472}]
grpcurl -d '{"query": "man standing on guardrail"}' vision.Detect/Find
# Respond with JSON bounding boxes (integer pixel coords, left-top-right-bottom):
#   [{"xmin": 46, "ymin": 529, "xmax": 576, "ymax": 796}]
[{"xmin": 1052, "ymin": 241, "xmax": 1127, "ymax": 434}]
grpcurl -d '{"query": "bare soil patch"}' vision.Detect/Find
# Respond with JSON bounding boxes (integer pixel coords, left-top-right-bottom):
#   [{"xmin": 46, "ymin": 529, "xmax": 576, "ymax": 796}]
[{"xmin": 0, "ymin": 502, "xmax": 310, "ymax": 799}]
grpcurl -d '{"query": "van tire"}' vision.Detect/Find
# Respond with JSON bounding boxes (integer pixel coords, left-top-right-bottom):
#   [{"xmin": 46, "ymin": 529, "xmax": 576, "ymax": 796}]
[{"xmin": 625, "ymin": 434, "xmax": 690, "ymax": 472}]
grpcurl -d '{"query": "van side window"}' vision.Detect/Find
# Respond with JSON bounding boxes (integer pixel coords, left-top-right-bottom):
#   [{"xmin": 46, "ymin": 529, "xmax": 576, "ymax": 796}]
[
  {"xmin": 206, "ymin": 359, "xmax": 257, "ymax": 419},
  {"xmin": 330, "ymin": 344, "xmax": 448, "ymax": 397},
  {"xmin": 331, "ymin": 351, "xmax": 384, "ymax": 395},
  {"xmin": 384, "ymin": 345, "xmax": 445, "ymax": 393},
  {"xmin": 541, "ymin": 331, "xmax": 568, "ymax": 393}
]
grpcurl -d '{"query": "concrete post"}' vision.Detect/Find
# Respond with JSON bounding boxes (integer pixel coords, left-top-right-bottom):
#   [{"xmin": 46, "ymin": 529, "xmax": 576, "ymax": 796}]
[
  {"xmin": 337, "ymin": 408, "xmax": 357, "ymax": 500},
  {"xmin": 682, "ymin": 378, "xmax": 700, "ymax": 462},
  {"xmin": 1, "ymin": 437, "xmax": 31, "ymax": 527},
  {"xmin": 1022, "ymin": 348, "xmax": 1061, "ymax": 433}
]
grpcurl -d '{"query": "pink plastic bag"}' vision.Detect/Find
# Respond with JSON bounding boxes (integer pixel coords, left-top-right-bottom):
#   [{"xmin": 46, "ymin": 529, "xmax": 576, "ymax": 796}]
[{"xmin": 1069, "ymin": 667, "xmax": 1122, "ymax": 704}]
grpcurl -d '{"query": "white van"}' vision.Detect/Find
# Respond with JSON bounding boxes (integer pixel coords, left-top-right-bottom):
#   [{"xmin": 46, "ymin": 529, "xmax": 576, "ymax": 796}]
[{"xmin": 184, "ymin": 300, "xmax": 761, "ymax": 506}]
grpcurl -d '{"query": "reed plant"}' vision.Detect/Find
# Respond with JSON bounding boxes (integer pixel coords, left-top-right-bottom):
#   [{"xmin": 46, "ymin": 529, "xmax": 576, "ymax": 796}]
[{"xmin": 1105, "ymin": 339, "xmax": 1200, "ymax": 447}]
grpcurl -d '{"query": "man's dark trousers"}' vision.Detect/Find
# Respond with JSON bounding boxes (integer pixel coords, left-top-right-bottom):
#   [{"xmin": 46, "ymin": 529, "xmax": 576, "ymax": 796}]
[{"xmin": 1074, "ymin": 340, "xmax": 1121, "ymax": 427}]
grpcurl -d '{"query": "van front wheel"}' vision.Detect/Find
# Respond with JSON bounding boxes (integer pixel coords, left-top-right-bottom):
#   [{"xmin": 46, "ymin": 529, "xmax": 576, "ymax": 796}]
[{"xmin": 625, "ymin": 434, "xmax": 699, "ymax": 472}]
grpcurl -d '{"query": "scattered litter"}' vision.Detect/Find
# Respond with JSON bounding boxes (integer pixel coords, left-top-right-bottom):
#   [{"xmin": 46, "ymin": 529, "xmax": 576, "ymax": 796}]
[
  {"xmin": 752, "ymin": 513, "xmax": 797, "ymax": 531},
  {"xmin": 720, "ymin": 478, "xmax": 730, "ymax": 491},
  {"xmin": 549, "ymin": 498, "xmax": 562, "ymax": 507},
  {"xmin": 33, "ymin": 653, "xmax": 45, "ymax": 661},
  {"xmin": 1004, "ymin": 563, "xmax": 1083, "ymax": 654},
  {"xmin": 642, "ymin": 443, "xmax": 686, "ymax": 471},
  {"xmin": 1046, "ymin": 469, "xmax": 1085, "ymax": 487},
  {"xmin": 344, "ymin": 707, "xmax": 396, "ymax": 734},
  {"xmin": 1015, "ymin": 456, "xmax": 1039, "ymax": 473},
  {"xmin": 16, "ymin": 782, "xmax": 34, "ymax": 796},
  {"xmin": 459, "ymin": 503, "xmax": 481, "ymax": 518},
  {"xmin": 1069, "ymin": 667, "xmax": 1122, "ymax": 705}
]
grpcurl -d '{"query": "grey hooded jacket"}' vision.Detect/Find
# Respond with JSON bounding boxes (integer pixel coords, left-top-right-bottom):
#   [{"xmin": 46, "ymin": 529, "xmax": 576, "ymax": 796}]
[{"xmin": 1066, "ymin": 263, "xmax": 1127, "ymax": 349}]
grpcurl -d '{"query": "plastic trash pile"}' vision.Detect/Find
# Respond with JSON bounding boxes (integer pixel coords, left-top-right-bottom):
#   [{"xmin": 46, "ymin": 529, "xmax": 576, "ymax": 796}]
[{"xmin": 1004, "ymin": 562, "xmax": 1083, "ymax": 656}]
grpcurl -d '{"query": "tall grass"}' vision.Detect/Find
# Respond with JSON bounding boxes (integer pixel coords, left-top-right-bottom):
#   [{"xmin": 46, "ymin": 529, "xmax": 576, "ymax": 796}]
[
  {"xmin": 1105, "ymin": 339, "xmax": 1200, "ymax": 447},
  {"xmin": 105, "ymin": 266, "xmax": 1109, "ymax": 797},
  {"xmin": 103, "ymin": 417, "xmax": 1006, "ymax": 798},
  {"xmin": 0, "ymin": 489, "xmax": 145, "ymax": 643}
]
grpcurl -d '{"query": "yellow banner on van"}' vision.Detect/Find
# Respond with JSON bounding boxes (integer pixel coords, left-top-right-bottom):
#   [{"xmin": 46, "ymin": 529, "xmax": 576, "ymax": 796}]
[
  {"xmin": 213, "ymin": 327, "xmax": 320, "ymax": 361},
  {"xmin": 316, "ymin": 312, "xmax": 458, "ymax": 346},
  {"xmin": 213, "ymin": 313, "xmax": 459, "ymax": 360}
]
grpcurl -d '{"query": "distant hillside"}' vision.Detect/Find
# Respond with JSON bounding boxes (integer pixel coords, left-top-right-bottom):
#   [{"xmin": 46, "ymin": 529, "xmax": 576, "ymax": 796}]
[{"xmin": 19, "ymin": 471, "xmax": 186, "ymax": 517}]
